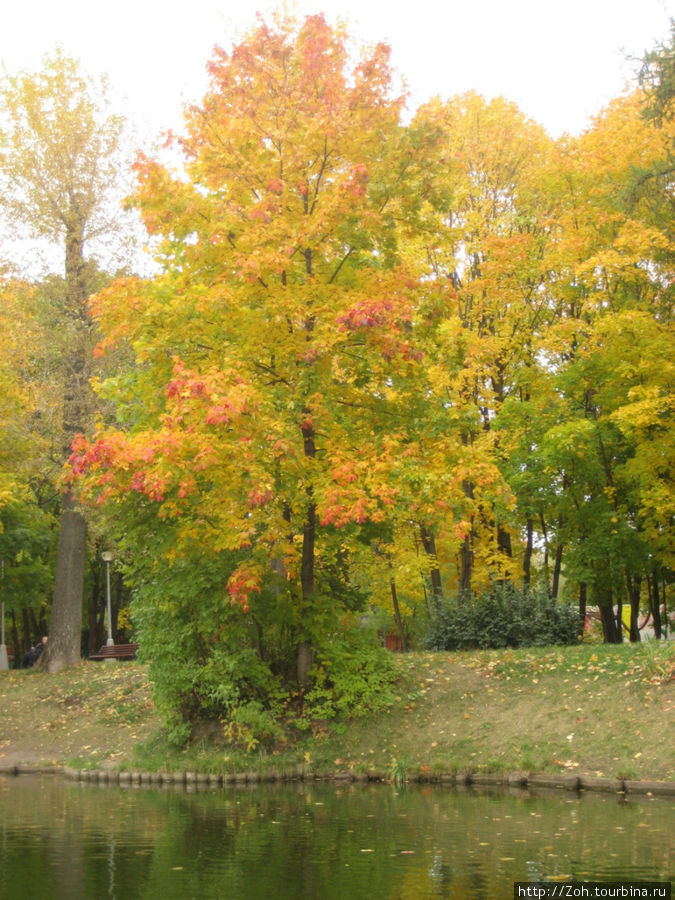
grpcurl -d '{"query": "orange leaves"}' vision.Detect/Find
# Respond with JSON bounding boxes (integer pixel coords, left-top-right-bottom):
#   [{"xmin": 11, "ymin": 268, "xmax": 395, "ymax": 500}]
[
  {"xmin": 171, "ymin": 12, "xmax": 405, "ymax": 293},
  {"xmin": 61, "ymin": 12, "xmax": 675, "ymax": 633},
  {"xmin": 335, "ymin": 275, "xmax": 423, "ymax": 363},
  {"xmin": 330, "ymin": 460, "xmax": 359, "ymax": 485},
  {"xmin": 71, "ymin": 355, "xmax": 263, "ymax": 522},
  {"xmin": 246, "ymin": 486, "xmax": 273, "ymax": 509},
  {"xmin": 318, "ymin": 444, "xmax": 399, "ymax": 528},
  {"xmin": 226, "ymin": 560, "xmax": 264, "ymax": 611},
  {"xmin": 454, "ymin": 520, "xmax": 472, "ymax": 542},
  {"xmin": 69, "ymin": 14, "xmax": 554, "ymax": 603},
  {"xmin": 345, "ymin": 163, "xmax": 369, "ymax": 198},
  {"xmin": 164, "ymin": 360, "xmax": 255, "ymax": 427},
  {"xmin": 337, "ymin": 297, "xmax": 396, "ymax": 331},
  {"xmin": 266, "ymin": 177, "xmax": 284, "ymax": 195}
]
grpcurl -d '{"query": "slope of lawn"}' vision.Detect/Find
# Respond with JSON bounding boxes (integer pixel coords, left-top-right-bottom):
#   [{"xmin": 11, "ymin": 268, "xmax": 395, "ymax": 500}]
[{"xmin": 0, "ymin": 643, "xmax": 672, "ymax": 782}]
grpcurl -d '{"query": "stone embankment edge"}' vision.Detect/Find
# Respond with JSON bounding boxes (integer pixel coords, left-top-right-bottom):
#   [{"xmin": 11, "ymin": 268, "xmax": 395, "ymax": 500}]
[{"xmin": 1, "ymin": 764, "xmax": 674, "ymax": 797}]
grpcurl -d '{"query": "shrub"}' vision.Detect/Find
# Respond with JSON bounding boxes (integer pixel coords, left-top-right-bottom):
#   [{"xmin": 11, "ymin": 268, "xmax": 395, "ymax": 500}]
[
  {"xmin": 129, "ymin": 549, "xmax": 288, "ymax": 745},
  {"xmin": 301, "ymin": 625, "xmax": 398, "ymax": 724},
  {"xmin": 128, "ymin": 544, "xmax": 396, "ymax": 749},
  {"xmin": 422, "ymin": 583, "xmax": 578, "ymax": 651}
]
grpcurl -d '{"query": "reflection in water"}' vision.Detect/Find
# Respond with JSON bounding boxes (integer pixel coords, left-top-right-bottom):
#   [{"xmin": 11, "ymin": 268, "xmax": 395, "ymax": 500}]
[{"xmin": 0, "ymin": 776, "xmax": 672, "ymax": 899}]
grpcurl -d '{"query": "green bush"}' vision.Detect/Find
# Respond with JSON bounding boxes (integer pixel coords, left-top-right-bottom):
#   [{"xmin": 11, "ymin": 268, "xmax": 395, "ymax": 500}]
[
  {"xmin": 131, "ymin": 557, "xmax": 290, "ymax": 742},
  {"xmin": 127, "ymin": 540, "xmax": 397, "ymax": 749},
  {"xmin": 301, "ymin": 626, "xmax": 398, "ymax": 724},
  {"xmin": 422, "ymin": 583, "xmax": 579, "ymax": 651},
  {"xmin": 223, "ymin": 700, "xmax": 284, "ymax": 752}
]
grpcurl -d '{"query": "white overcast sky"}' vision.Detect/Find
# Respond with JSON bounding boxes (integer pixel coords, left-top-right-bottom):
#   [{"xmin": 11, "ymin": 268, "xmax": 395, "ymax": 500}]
[{"xmin": 1, "ymin": 0, "xmax": 673, "ymax": 142}]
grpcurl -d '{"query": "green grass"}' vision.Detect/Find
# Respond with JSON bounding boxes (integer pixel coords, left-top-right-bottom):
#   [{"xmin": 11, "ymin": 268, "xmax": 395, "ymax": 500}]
[
  {"xmin": 1, "ymin": 642, "xmax": 673, "ymax": 781},
  {"xmin": 123, "ymin": 643, "xmax": 673, "ymax": 782}
]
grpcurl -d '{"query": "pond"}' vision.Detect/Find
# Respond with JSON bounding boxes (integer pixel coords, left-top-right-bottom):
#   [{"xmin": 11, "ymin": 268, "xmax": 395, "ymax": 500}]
[{"xmin": 0, "ymin": 776, "xmax": 672, "ymax": 899}]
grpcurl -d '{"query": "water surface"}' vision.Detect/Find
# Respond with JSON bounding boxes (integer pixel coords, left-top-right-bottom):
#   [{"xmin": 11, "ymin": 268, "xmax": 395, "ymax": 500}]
[{"xmin": 0, "ymin": 776, "xmax": 672, "ymax": 898}]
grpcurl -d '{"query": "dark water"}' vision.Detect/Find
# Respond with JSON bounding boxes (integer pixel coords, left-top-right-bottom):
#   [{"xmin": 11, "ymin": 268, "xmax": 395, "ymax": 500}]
[{"xmin": 0, "ymin": 776, "xmax": 672, "ymax": 899}]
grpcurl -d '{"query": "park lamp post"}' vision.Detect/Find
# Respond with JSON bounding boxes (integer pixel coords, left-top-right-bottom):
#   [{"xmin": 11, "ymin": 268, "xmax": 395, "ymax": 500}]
[
  {"xmin": 0, "ymin": 559, "xmax": 8, "ymax": 671},
  {"xmin": 102, "ymin": 551, "xmax": 115, "ymax": 650}
]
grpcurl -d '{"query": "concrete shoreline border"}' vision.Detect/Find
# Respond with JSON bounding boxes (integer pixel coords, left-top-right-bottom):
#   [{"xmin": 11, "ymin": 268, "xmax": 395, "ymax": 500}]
[{"xmin": 1, "ymin": 764, "xmax": 673, "ymax": 797}]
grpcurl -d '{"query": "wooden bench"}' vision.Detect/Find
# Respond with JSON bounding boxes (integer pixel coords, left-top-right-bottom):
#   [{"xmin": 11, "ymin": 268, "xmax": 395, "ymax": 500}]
[{"xmin": 90, "ymin": 643, "xmax": 139, "ymax": 661}]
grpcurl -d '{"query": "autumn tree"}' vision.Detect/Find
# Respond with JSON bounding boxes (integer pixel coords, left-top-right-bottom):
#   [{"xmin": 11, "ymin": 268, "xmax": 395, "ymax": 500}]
[
  {"xmin": 73, "ymin": 14, "xmax": 429, "ymax": 689},
  {"xmin": 0, "ymin": 50, "xmax": 129, "ymax": 671},
  {"xmin": 526, "ymin": 90, "xmax": 674, "ymax": 640},
  {"xmin": 403, "ymin": 93, "xmax": 557, "ymax": 597},
  {"xmin": 0, "ymin": 277, "xmax": 56, "ymax": 660}
]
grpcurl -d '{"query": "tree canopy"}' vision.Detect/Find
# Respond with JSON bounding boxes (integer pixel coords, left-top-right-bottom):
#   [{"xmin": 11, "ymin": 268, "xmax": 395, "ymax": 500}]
[{"xmin": 0, "ymin": 13, "xmax": 672, "ymax": 737}]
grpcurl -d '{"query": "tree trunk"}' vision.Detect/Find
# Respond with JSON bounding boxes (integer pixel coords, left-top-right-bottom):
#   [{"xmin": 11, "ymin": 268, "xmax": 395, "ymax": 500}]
[
  {"xmin": 578, "ymin": 582, "xmax": 587, "ymax": 639},
  {"xmin": 296, "ymin": 640, "xmax": 313, "ymax": 689},
  {"xmin": 28, "ymin": 607, "xmax": 41, "ymax": 645},
  {"xmin": 88, "ymin": 564, "xmax": 101, "ymax": 655},
  {"xmin": 459, "ymin": 533, "xmax": 472, "ymax": 599},
  {"xmin": 650, "ymin": 572, "xmax": 662, "ymax": 640},
  {"xmin": 459, "ymin": 431, "xmax": 474, "ymax": 599},
  {"xmin": 495, "ymin": 524, "xmax": 513, "ymax": 586},
  {"xmin": 599, "ymin": 591, "xmax": 621, "ymax": 643},
  {"xmin": 626, "ymin": 572, "xmax": 641, "ymax": 643},
  {"xmin": 40, "ymin": 492, "xmax": 87, "ymax": 672},
  {"xmin": 297, "ymin": 419, "xmax": 316, "ymax": 688},
  {"xmin": 298, "ymin": 500, "xmax": 315, "ymax": 687},
  {"xmin": 21, "ymin": 607, "xmax": 31, "ymax": 657},
  {"xmin": 45, "ymin": 219, "xmax": 90, "ymax": 673},
  {"xmin": 389, "ymin": 577, "xmax": 408, "ymax": 652},
  {"xmin": 523, "ymin": 518, "xmax": 533, "ymax": 585},
  {"xmin": 39, "ymin": 605, "xmax": 48, "ymax": 637},
  {"xmin": 551, "ymin": 541, "xmax": 563, "ymax": 600},
  {"xmin": 599, "ymin": 604, "xmax": 618, "ymax": 643},
  {"xmin": 646, "ymin": 571, "xmax": 661, "ymax": 640},
  {"xmin": 419, "ymin": 525, "xmax": 443, "ymax": 610},
  {"xmin": 459, "ymin": 463, "xmax": 475, "ymax": 599},
  {"xmin": 539, "ymin": 514, "xmax": 549, "ymax": 568},
  {"xmin": 497, "ymin": 525, "xmax": 512, "ymax": 558},
  {"xmin": 10, "ymin": 610, "xmax": 20, "ymax": 669},
  {"xmin": 662, "ymin": 579, "xmax": 669, "ymax": 639},
  {"xmin": 113, "ymin": 570, "xmax": 125, "ymax": 638}
]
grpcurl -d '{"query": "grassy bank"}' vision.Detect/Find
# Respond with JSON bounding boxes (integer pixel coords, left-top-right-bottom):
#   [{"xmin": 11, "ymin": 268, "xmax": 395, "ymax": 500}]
[{"xmin": 1, "ymin": 643, "xmax": 673, "ymax": 782}]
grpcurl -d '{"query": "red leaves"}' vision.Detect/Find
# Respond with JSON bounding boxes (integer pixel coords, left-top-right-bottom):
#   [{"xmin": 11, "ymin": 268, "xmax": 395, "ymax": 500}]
[
  {"xmin": 336, "ymin": 279, "xmax": 415, "ymax": 336},
  {"xmin": 166, "ymin": 372, "xmax": 205, "ymax": 400},
  {"xmin": 226, "ymin": 561, "xmax": 263, "ymax": 609},
  {"xmin": 204, "ymin": 406, "xmax": 231, "ymax": 426},
  {"xmin": 247, "ymin": 487, "xmax": 273, "ymax": 508},
  {"xmin": 70, "ymin": 428, "xmax": 172, "ymax": 504},
  {"xmin": 331, "ymin": 460, "xmax": 358, "ymax": 484},
  {"xmin": 337, "ymin": 298, "xmax": 394, "ymax": 331},
  {"xmin": 320, "ymin": 491, "xmax": 371, "ymax": 526},
  {"xmin": 318, "ymin": 450, "xmax": 399, "ymax": 528},
  {"xmin": 336, "ymin": 289, "xmax": 423, "ymax": 362},
  {"xmin": 129, "ymin": 471, "xmax": 166, "ymax": 503},
  {"xmin": 266, "ymin": 177, "xmax": 284, "ymax": 194},
  {"xmin": 346, "ymin": 163, "xmax": 369, "ymax": 197},
  {"xmin": 69, "ymin": 432, "xmax": 125, "ymax": 478},
  {"xmin": 165, "ymin": 360, "xmax": 253, "ymax": 428}
]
